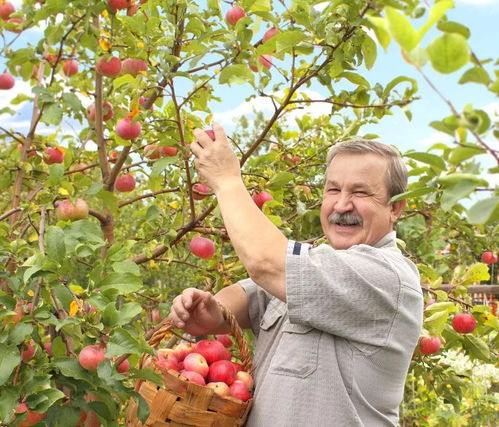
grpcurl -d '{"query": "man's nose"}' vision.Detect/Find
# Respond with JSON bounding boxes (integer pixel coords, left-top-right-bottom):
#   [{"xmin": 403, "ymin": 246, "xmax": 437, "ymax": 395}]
[{"xmin": 334, "ymin": 192, "xmax": 353, "ymax": 212}]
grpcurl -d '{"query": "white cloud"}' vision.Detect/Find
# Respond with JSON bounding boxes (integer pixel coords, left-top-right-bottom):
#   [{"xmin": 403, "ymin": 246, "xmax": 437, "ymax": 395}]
[
  {"xmin": 456, "ymin": 0, "xmax": 498, "ymax": 4},
  {"xmin": 416, "ymin": 131, "xmax": 451, "ymax": 148}
]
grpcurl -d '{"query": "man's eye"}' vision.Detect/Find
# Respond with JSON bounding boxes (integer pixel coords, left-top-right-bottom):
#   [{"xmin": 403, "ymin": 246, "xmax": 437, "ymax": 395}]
[
  {"xmin": 353, "ymin": 191, "xmax": 368, "ymax": 196},
  {"xmin": 327, "ymin": 188, "xmax": 339, "ymax": 193}
]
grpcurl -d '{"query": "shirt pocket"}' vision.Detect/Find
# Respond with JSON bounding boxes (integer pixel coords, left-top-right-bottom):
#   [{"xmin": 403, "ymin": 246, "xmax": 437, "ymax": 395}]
[{"xmin": 269, "ymin": 322, "xmax": 321, "ymax": 379}]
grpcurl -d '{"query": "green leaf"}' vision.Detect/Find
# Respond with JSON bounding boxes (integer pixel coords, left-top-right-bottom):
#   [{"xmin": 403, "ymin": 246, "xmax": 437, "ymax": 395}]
[
  {"xmin": 441, "ymin": 180, "xmax": 479, "ymax": 211},
  {"xmin": 427, "ymin": 33, "xmax": 470, "ymax": 74},
  {"xmin": 116, "ymin": 302, "xmax": 143, "ymax": 326},
  {"xmin": 437, "ymin": 20, "xmax": 470, "ymax": 39},
  {"xmin": 26, "ymin": 388, "xmax": 66, "ymax": 413},
  {"xmin": 9, "ymin": 323, "xmax": 34, "ymax": 346},
  {"xmin": 219, "ymin": 64, "xmax": 254, "ymax": 86},
  {"xmin": 266, "ymin": 172, "xmax": 294, "ymax": 190},
  {"xmin": 129, "ymin": 391, "xmax": 151, "ymax": 424},
  {"xmin": 99, "ymin": 272, "xmax": 143, "ymax": 294},
  {"xmin": 390, "ymin": 187, "xmax": 437, "ymax": 203},
  {"xmin": 0, "ymin": 387, "xmax": 18, "ymax": 423},
  {"xmin": 62, "ymin": 92, "xmax": 83, "ymax": 112},
  {"xmin": 53, "ymin": 357, "xmax": 94, "ymax": 383},
  {"xmin": 424, "ymin": 310, "xmax": 448, "ymax": 336},
  {"xmin": 437, "ymin": 173, "xmax": 487, "ymax": 187},
  {"xmin": 48, "ymin": 163, "xmax": 65, "ymax": 185},
  {"xmin": 447, "ymin": 145, "xmax": 485, "ymax": 165},
  {"xmin": 383, "ymin": 76, "xmax": 418, "ymax": 98},
  {"xmin": 366, "ymin": 16, "xmax": 391, "ymax": 51},
  {"xmin": 338, "ymin": 72, "xmax": 370, "ymax": 88},
  {"xmin": 385, "ymin": 7, "xmax": 419, "ymax": 52},
  {"xmin": 463, "ymin": 334, "xmax": 490, "ymax": 361},
  {"xmin": 245, "ymin": 0, "xmax": 271, "ymax": 12},
  {"xmin": 458, "ymin": 67, "xmax": 491, "ymax": 86},
  {"xmin": 0, "ymin": 344, "xmax": 21, "ymax": 386},
  {"xmin": 107, "ymin": 328, "xmax": 151, "ymax": 357},
  {"xmin": 467, "ymin": 196, "xmax": 499, "ymax": 224},
  {"xmin": 361, "ymin": 35, "xmax": 377, "ymax": 70},
  {"xmin": 102, "ymin": 303, "xmax": 120, "ymax": 327},
  {"xmin": 275, "ymin": 30, "xmax": 306, "ymax": 54},
  {"xmin": 418, "ymin": 0, "xmax": 454, "ymax": 39},
  {"xmin": 43, "ymin": 103, "xmax": 63, "ymax": 125},
  {"xmin": 424, "ymin": 301, "xmax": 456, "ymax": 313},
  {"xmin": 404, "ymin": 152, "xmax": 446, "ymax": 170},
  {"xmin": 112, "ymin": 261, "xmax": 140, "ymax": 276},
  {"xmin": 45, "ymin": 226, "xmax": 66, "ymax": 262},
  {"xmin": 461, "ymin": 263, "xmax": 490, "ymax": 286},
  {"xmin": 113, "ymin": 74, "xmax": 136, "ymax": 90}
]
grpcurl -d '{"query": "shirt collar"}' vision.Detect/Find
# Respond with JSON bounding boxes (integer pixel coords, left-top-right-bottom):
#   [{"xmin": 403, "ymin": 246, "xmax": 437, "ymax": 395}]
[{"xmin": 374, "ymin": 231, "xmax": 397, "ymax": 248}]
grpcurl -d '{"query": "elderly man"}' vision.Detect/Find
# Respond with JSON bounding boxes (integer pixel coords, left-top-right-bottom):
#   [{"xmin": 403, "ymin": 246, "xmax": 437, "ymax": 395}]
[{"xmin": 169, "ymin": 123, "xmax": 423, "ymax": 426}]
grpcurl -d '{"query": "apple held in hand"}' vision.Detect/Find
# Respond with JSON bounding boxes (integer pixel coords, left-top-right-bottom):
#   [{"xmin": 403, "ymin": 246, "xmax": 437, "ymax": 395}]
[
  {"xmin": 96, "ymin": 56, "xmax": 122, "ymax": 77},
  {"xmin": 419, "ymin": 336, "xmax": 441, "ymax": 355},
  {"xmin": 225, "ymin": 6, "xmax": 246, "ymax": 26},
  {"xmin": 56, "ymin": 198, "xmax": 89, "ymax": 221},
  {"xmin": 63, "ymin": 59, "xmax": 78, "ymax": 77},
  {"xmin": 189, "ymin": 236, "xmax": 216, "ymax": 259},
  {"xmin": 87, "ymin": 101, "xmax": 114, "ymax": 121},
  {"xmin": 230, "ymin": 380, "xmax": 252, "ymax": 401},
  {"xmin": 205, "ymin": 129, "xmax": 216, "ymax": 141},
  {"xmin": 0, "ymin": 71, "xmax": 15, "ymax": 89},
  {"xmin": 79, "ymin": 345, "xmax": 107, "ymax": 370},
  {"xmin": 43, "ymin": 147, "xmax": 64, "ymax": 164},
  {"xmin": 183, "ymin": 353, "xmax": 209, "ymax": 378},
  {"xmin": 252, "ymin": 190, "xmax": 273, "ymax": 209},
  {"xmin": 452, "ymin": 313, "xmax": 477, "ymax": 334},
  {"xmin": 192, "ymin": 183, "xmax": 212, "ymax": 200},
  {"xmin": 116, "ymin": 117, "xmax": 141, "ymax": 140},
  {"xmin": 115, "ymin": 174, "xmax": 136, "ymax": 192}
]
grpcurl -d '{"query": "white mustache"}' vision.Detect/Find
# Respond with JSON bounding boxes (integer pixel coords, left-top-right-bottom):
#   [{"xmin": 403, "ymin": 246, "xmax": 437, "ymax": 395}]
[{"xmin": 328, "ymin": 212, "xmax": 363, "ymax": 226}]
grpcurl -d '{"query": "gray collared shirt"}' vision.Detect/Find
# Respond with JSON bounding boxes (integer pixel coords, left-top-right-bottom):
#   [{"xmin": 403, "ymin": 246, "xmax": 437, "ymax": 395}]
[{"xmin": 238, "ymin": 232, "xmax": 423, "ymax": 427}]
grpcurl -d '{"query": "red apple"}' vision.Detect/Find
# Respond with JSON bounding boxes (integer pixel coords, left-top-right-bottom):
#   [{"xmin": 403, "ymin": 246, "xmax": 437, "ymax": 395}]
[
  {"xmin": 0, "ymin": 71, "xmax": 15, "ymax": 89},
  {"xmin": 194, "ymin": 339, "xmax": 230, "ymax": 364},
  {"xmin": 5, "ymin": 17, "xmax": 23, "ymax": 32},
  {"xmin": 171, "ymin": 342, "xmax": 194, "ymax": 362},
  {"xmin": 78, "ymin": 345, "xmax": 107, "ymax": 370},
  {"xmin": 189, "ymin": 236, "xmax": 216, "ymax": 259},
  {"xmin": 157, "ymin": 348, "xmax": 178, "ymax": 361},
  {"xmin": 263, "ymin": 27, "xmax": 278, "ymax": 42},
  {"xmin": 419, "ymin": 336, "xmax": 441, "ymax": 355},
  {"xmin": 452, "ymin": 313, "xmax": 477, "ymax": 334},
  {"xmin": 87, "ymin": 101, "xmax": 114, "ymax": 122},
  {"xmin": 15, "ymin": 403, "xmax": 46, "ymax": 427},
  {"xmin": 43, "ymin": 147, "xmax": 64, "ymax": 164},
  {"xmin": 63, "ymin": 59, "xmax": 78, "ymax": 77},
  {"xmin": 153, "ymin": 355, "xmax": 179, "ymax": 372},
  {"xmin": 252, "ymin": 190, "xmax": 273, "ymax": 209},
  {"xmin": 0, "ymin": 2, "xmax": 15, "ymax": 20},
  {"xmin": 21, "ymin": 342, "xmax": 36, "ymax": 362},
  {"xmin": 232, "ymin": 362, "xmax": 243, "ymax": 372},
  {"xmin": 127, "ymin": 4, "xmax": 139, "ymax": 16},
  {"xmin": 109, "ymin": 150, "xmax": 119, "ymax": 163},
  {"xmin": 225, "ymin": 6, "xmax": 246, "ymax": 26},
  {"xmin": 121, "ymin": 58, "xmax": 147, "ymax": 76},
  {"xmin": 152, "ymin": 309, "xmax": 161, "ymax": 322},
  {"xmin": 17, "ymin": 144, "xmax": 36, "ymax": 158},
  {"xmin": 160, "ymin": 146, "xmax": 178, "ymax": 156},
  {"xmin": 235, "ymin": 371, "xmax": 254, "ymax": 390},
  {"xmin": 204, "ymin": 129, "xmax": 216, "ymax": 141},
  {"xmin": 117, "ymin": 358, "xmax": 130, "ymax": 373},
  {"xmin": 207, "ymin": 382, "xmax": 231, "ymax": 397},
  {"xmin": 180, "ymin": 370, "xmax": 206, "ymax": 386},
  {"xmin": 284, "ymin": 154, "xmax": 300, "ymax": 164},
  {"xmin": 43, "ymin": 341, "xmax": 52, "ymax": 357},
  {"xmin": 481, "ymin": 251, "xmax": 497, "ymax": 264},
  {"xmin": 207, "ymin": 360, "xmax": 236, "ymax": 385},
  {"xmin": 192, "ymin": 183, "xmax": 212, "ymax": 200},
  {"xmin": 96, "ymin": 56, "xmax": 122, "ymax": 77},
  {"xmin": 229, "ymin": 380, "xmax": 252, "ymax": 401},
  {"xmin": 116, "ymin": 117, "xmax": 141, "ymax": 140},
  {"xmin": 115, "ymin": 174, "xmax": 136, "ymax": 192},
  {"xmin": 139, "ymin": 95, "xmax": 153, "ymax": 111},
  {"xmin": 215, "ymin": 334, "xmax": 232, "ymax": 348},
  {"xmin": 108, "ymin": 0, "xmax": 131, "ymax": 12},
  {"xmin": 183, "ymin": 353, "xmax": 209, "ymax": 378},
  {"xmin": 56, "ymin": 198, "xmax": 89, "ymax": 221},
  {"xmin": 144, "ymin": 144, "xmax": 161, "ymax": 159}
]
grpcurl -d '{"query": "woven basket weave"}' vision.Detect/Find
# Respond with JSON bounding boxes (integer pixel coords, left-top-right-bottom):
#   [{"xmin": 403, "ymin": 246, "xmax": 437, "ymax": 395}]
[{"xmin": 126, "ymin": 303, "xmax": 253, "ymax": 426}]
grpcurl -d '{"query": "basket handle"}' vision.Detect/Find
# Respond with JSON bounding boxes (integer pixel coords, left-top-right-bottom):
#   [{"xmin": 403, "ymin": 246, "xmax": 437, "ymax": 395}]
[{"xmin": 147, "ymin": 302, "xmax": 252, "ymax": 373}]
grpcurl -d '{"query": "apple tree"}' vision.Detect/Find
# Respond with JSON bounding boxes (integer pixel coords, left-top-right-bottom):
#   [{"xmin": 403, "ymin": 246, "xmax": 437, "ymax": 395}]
[{"xmin": 0, "ymin": 0, "xmax": 497, "ymax": 425}]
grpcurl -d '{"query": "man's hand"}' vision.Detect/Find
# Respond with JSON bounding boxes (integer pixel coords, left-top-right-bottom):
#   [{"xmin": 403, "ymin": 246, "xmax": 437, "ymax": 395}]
[
  {"xmin": 191, "ymin": 122, "xmax": 241, "ymax": 192},
  {"xmin": 168, "ymin": 288, "xmax": 227, "ymax": 336}
]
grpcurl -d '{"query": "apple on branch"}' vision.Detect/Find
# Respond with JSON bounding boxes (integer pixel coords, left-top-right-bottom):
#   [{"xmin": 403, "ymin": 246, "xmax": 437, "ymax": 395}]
[
  {"xmin": 452, "ymin": 313, "xmax": 477, "ymax": 334},
  {"xmin": 121, "ymin": 58, "xmax": 147, "ymax": 76},
  {"xmin": 56, "ymin": 198, "xmax": 89, "ymax": 221},
  {"xmin": 108, "ymin": 0, "xmax": 132, "ymax": 13},
  {"xmin": 78, "ymin": 345, "xmax": 107, "ymax": 371},
  {"xmin": 252, "ymin": 190, "xmax": 273, "ymax": 209},
  {"xmin": 96, "ymin": 56, "xmax": 122, "ymax": 77},
  {"xmin": 225, "ymin": 6, "xmax": 246, "ymax": 26},
  {"xmin": 0, "ymin": 1, "xmax": 15, "ymax": 20},
  {"xmin": 481, "ymin": 251, "xmax": 498, "ymax": 264},
  {"xmin": 14, "ymin": 402, "xmax": 46, "ymax": 427},
  {"xmin": 419, "ymin": 336, "xmax": 441, "ymax": 355},
  {"xmin": 63, "ymin": 59, "xmax": 78, "ymax": 77},
  {"xmin": 263, "ymin": 27, "xmax": 278, "ymax": 42},
  {"xmin": 115, "ymin": 174, "xmax": 136, "ymax": 192},
  {"xmin": 0, "ymin": 71, "xmax": 15, "ymax": 89},
  {"xmin": 116, "ymin": 117, "xmax": 141, "ymax": 140},
  {"xmin": 43, "ymin": 147, "xmax": 64, "ymax": 165},
  {"xmin": 189, "ymin": 236, "xmax": 216, "ymax": 259},
  {"xmin": 87, "ymin": 101, "xmax": 114, "ymax": 122}
]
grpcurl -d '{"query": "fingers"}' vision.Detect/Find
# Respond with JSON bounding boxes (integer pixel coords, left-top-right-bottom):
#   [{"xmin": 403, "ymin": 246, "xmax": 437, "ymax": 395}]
[{"xmin": 168, "ymin": 288, "xmax": 209, "ymax": 328}]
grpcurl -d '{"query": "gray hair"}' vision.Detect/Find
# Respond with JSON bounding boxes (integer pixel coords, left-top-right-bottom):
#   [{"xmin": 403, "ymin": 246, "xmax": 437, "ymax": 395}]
[{"xmin": 326, "ymin": 139, "xmax": 408, "ymax": 199}]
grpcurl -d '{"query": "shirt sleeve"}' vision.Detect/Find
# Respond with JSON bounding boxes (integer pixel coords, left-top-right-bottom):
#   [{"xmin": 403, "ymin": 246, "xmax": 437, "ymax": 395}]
[
  {"xmin": 237, "ymin": 278, "xmax": 272, "ymax": 338},
  {"xmin": 285, "ymin": 240, "xmax": 402, "ymax": 349}
]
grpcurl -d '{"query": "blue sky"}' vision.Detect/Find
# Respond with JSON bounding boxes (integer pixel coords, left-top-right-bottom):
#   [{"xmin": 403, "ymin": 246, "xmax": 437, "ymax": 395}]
[{"xmin": 1, "ymin": 0, "xmax": 498, "ymax": 163}]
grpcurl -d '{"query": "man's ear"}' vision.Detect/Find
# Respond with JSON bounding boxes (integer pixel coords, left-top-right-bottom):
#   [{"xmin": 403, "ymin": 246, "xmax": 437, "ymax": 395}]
[{"xmin": 390, "ymin": 199, "xmax": 406, "ymax": 223}]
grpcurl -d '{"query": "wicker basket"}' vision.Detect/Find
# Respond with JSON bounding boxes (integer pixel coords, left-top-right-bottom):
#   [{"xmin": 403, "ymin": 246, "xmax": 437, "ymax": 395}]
[{"xmin": 126, "ymin": 303, "xmax": 253, "ymax": 427}]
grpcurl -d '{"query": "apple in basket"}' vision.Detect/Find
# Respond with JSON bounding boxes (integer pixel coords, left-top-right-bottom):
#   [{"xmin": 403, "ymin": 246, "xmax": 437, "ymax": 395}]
[
  {"xmin": 230, "ymin": 380, "xmax": 252, "ymax": 401},
  {"xmin": 194, "ymin": 339, "xmax": 231, "ymax": 364},
  {"xmin": 180, "ymin": 370, "xmax": 206, "ymax": 386},
  {"xmin": 183, "ymin": 353, "xmax": 209, "ymax": 377},
  {"xmin": 206, "ymin": 382, "xmax": 230, "ymax": 397}
]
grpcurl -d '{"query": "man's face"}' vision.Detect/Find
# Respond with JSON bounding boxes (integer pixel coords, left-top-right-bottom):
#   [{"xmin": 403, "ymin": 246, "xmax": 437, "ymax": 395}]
[{"xmin": 320, "ymin": 153, "xmax": 404, "ymax": 250}]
